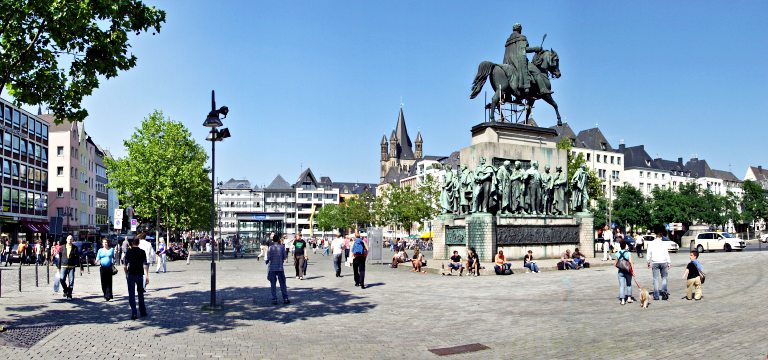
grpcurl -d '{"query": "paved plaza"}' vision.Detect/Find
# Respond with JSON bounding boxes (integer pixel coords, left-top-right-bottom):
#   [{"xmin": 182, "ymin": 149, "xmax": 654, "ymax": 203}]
[{"xmin": 1, "ymin": 248, "xmax": 767, "ymax": 359}]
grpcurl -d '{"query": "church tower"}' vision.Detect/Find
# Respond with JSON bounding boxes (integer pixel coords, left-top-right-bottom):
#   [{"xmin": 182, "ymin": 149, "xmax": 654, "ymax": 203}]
[
  {"xmin": 380, "ymin": 135, "xmax": 389, "ymax": 161},
  {"xmin": 415, "ymin": 131, "xmax": 423, "ymax": 159},
  {"xmin": 389, "ymin": 130, "xmax": 397, "ymax": 158}
]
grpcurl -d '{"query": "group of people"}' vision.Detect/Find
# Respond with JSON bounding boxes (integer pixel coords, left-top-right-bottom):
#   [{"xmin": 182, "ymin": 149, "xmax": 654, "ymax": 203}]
[
  {"xmin": 1, "ymin": 238, "xmax": 54, "ymax": 266},
  {"xmin": 614, "ymin": 229, "xmax": 704, "ymax": 305},
  {"xmin": 263, "ymin": 231, "xmax": 370, "ymax": 305},
  {"xmin": 600, "ymin": 224, "xmax": 647, "ymax": 261}
]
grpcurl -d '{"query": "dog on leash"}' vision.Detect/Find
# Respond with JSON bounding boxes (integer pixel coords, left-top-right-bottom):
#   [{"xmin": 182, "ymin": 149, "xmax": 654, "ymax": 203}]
[{"xmin": 639, "ymin": 288, "xmax": 650, "ymax": 308}]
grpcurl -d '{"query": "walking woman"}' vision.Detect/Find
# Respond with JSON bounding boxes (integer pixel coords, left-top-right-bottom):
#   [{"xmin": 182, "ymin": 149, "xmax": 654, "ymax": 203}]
[
  {"xmin": 614, "ymin": 240, "xmax": 634, "ymax": 305},
  {"xmin": 96, "ymin": 237, "xmax": 115, "ymax": 301},
  {"xmin": 265, "ymin": 233, "xmax": 290, "ymax": 305}
]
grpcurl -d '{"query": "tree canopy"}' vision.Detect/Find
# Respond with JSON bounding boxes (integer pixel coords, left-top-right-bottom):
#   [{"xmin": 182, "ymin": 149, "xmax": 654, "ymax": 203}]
[
  {"xmin": 741, "ymin": 180, "xmax": 768, "ymax": 224},
  {"xmin": 105, "ymin": 110, "xmax": 211, "ymax": 232},
  {"xmin": 0, "ymin": 0, "xmax": 165, "ymax": 123},
  {"xmin": 611, "ymin": 184, "xmax": 650, "ymax": 230},
  {"xmin": 374, "ymin": 177, "xmax": 440, "ymax": 234}
]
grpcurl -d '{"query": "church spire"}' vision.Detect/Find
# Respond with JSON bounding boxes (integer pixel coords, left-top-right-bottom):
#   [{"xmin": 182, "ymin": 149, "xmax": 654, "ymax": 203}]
[
  {"xmin": 393, "ymin": 107, "xmax": 414, "ymax": 159},
  {"xmin": 415, "ymin": 131, "xmax": 423, "ymax": 159}
]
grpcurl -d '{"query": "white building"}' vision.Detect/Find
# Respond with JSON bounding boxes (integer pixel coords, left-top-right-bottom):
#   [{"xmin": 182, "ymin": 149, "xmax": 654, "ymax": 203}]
[
  {"xmin": 552, "ymin": 124, "xmax": 624, "ymax": 199},
  {"xmin": 217, "ymin": 178, "xmax": 263, "ymax": 239},
  {"xmin": 617, "ymin": 144, "xmax": 670, "ymax": 196}
]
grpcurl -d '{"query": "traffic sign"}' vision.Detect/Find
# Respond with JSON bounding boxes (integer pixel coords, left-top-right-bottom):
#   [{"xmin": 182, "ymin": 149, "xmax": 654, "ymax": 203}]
[
  {"xmin": 113, "ymin": 209, "xmax": 124, "ymax": 230},
  {"xmin": 130, "ymin": 218, "xmax": 138, "ymax": 232}
]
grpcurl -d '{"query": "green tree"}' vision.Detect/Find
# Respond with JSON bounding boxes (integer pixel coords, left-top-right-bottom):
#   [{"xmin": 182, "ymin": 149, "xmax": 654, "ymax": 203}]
[
  {"xmin": 741, "ymin": 180, "xmax": 768, "ymax": 223},
  {"xmin": 374, "ymin": 181, "xmax": 439, "ymax": 235},
  {"xmin": 649, "ymin": 187, "xmax": 685, "ymax": 226},
  {"xmin": 0, "ymin": 1, "xmax": 166, "ymax": 123},
  {"xmin": 344, "ymin": 190, "xmax": 375, "ymax": 229},
  {"xmin": 105, "ymin": 110, "xmax": 211, "ymax": 236},
  {"xmin": 315, "ymin": 204, "xmax": 348, "ymax": 232},
  {"xmin": 557, "ymin": 139, "xmax": 605, "ymax": 203},
  {"xmin": 612, "ymin": 184, "xmax": 650, "ymax": 230},
  {"xmin": 591, "ymin": 197, "xmax": 609, "ymax": 229}
]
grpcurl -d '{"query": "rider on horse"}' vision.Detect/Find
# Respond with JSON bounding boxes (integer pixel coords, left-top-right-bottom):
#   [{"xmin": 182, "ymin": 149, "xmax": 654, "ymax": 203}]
[{"xmin": 503, "ymin": 23, "xmax": 550, "ymax": 100}]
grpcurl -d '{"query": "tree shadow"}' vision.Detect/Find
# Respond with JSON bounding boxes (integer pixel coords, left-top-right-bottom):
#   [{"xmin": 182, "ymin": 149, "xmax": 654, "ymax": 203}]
[{"xmin": 2, "ymin": 286, "xmax": 376, "ymax": 337}]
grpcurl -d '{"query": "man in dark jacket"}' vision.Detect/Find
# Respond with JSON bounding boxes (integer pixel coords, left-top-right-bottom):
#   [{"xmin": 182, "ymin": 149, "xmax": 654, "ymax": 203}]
[{"xmin": 57, "ymin": 235, "xmax": 83, "ymax": 299}]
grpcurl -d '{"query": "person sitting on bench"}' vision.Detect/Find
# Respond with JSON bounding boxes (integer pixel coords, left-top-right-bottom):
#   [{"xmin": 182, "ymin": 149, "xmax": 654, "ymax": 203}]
[
  {"xmin": 560, "ymin": 249, "xmax": 577, "ymax": 270},
  {"xmin": 466, "ymin": 247, "xmax": 480, "ymax": 276},
  {"xmin": 494, "ymin": 249, "xmax": 513, "ymax": 275},
  {"xmin": 443, "ymin": 250, "xmax": 464, "ymax": 276},
  {"xmin": 523, "ymin": 250, "xmax": 540, "ymax": 273},
  {"xmin": 390, "ymin": 247, "xmax": 409, "ymax": 268}
]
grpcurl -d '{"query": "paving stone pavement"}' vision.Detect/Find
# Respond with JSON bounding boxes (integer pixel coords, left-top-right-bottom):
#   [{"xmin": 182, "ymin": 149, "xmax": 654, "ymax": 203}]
[{"xmin": 1, "ymin": 249, "xmax": 767, "ymax": 359}]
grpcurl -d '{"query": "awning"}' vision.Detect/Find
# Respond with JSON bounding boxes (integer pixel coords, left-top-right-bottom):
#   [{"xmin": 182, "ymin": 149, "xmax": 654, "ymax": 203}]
[
  {"xmin": 420, "ymin": 231, "xmax": 434, "ymax": 239},
  {"xmin": 40, "ymin": 224, "xmax": 50, "ymax": 233},
  {"xmin": 24, "ymin": 223, "xmax": 39, "ymax": 232}
]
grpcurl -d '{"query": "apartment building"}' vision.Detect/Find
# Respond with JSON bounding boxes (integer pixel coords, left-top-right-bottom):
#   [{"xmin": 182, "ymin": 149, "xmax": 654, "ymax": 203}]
[{"xmin": 0, "ymin": 98, "xmax": 50, "ymax": 244}]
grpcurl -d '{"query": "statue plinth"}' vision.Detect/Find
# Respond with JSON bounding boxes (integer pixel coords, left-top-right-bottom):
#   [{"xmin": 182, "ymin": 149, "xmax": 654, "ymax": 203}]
[{"xmin": 470, "ymin": 122, "xmax": 559, "ymax": 147}]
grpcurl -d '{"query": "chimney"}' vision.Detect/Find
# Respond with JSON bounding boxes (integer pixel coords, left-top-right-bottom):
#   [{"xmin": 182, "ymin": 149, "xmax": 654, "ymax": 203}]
[
  {"xmin": 678, "ymin": 157, "xmax": 683, "ymax": 165},
  {"xmin": 759, "ymin": 165, "xmax": 763, "ymax": 172}
]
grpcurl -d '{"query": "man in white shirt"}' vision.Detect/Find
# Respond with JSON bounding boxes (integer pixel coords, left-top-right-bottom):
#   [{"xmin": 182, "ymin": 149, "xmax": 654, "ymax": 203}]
[
  {"xmin": 138, "ymin": 233, "xmax": 155, "ymax": 288},
  {"xmin": 602, "ymin": 225, "xmax": 614, "ymax": 261},
  {"xmin": 331, "ymin": 232, "xmax": 345, "ymax": 277},
  {"xmin": 646, "ymin": 230, "xmax": 671, "ymax": 301}
]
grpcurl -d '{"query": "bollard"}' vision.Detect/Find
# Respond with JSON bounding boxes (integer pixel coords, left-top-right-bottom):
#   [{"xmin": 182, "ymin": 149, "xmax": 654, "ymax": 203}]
[
  {"xmin": 1, "ymin": 269, "xmax": 3, "ymax": 297},
  {"xmin": 18, "ymin": 262, "xmax": 22, "ymax": 292},
  {"xmin": 47, "ymin": 262, "xmax": 50, "ymax": 284},
  {"xmin": 35, "ymin": 263, "xmax": 39, "ymax": 287}
]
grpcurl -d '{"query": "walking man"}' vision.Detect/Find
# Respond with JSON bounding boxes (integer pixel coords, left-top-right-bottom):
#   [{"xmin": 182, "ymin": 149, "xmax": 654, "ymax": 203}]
[
  {"xmin": 137, "ymin": 233, "xmax": 155, "ymax": 288},
  {"xmin": 293, "ymin": 233, "xmax": 308, "ymax": 280},
  {"xmin": 602, "ymin": 225, "xmax": 614, "ymax": 261},
  {"xmin": 351, "ymin": 231, "xmax": 368, "ymax": 289},
  {"xmin": 155, "ymin": 237, "xmax": 167, "ymax": 273},
  {"xmin": 257, "ymin": 233, "xmax": 271, "ymax": 261},
  {"xmin": 124, "ymin": 236, "xmax": 149, "ymax": 320},
  {"xmin": 331, "ymin": 232, "xmax": 344, "ymax": 277},
  {"xmin": 647, "ymin": 230, "xmax": 671, "ymax": 300},
  {"xmin": 57, "ymin": 235, "xmax": 83, "ymax": 300},
  {"xmin": 265, "ymin": 233, "xmax": 290, "ymax": 305}
]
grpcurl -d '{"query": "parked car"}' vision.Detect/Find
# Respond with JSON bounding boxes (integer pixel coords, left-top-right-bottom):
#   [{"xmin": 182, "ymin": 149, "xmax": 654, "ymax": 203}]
[
  {"xmin": 692, "ymin": 232, "xmax": 745, "ymax": 252},
  {"xmin": 760, "ymin": 233, "xmax": 768, "ymax": 243},
  {"xmin": 636, "ymin": 234, "xmax": 679, "ymax": 253}
]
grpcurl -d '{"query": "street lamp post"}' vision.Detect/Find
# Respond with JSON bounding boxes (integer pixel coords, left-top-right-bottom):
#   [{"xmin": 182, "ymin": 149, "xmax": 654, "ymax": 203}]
[{"xmin": 203, "ymin": 90, "xmax": 230, "ymax": 308}]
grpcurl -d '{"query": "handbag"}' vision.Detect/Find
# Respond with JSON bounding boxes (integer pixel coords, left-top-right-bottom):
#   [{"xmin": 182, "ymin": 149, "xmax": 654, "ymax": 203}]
[
  {"xmin": 699, "ymin": 270, "xmax": 706, "ymax": 284},
  {"xmin": 615, "ymin": 251, "xmax": 631, "ymax": 273},
  {"xmin": 111, "ymin": 264, "xmax": 119, "ymax": 275},
  {"xmin": 53, "ymin": 271, "xmax": 61, "ymax": 292}
]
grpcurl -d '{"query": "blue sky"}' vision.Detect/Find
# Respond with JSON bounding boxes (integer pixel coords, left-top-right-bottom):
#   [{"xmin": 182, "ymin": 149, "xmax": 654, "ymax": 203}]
[{"xmin": 20, "ymin": 1, "xmax": 768, "ymax": 186}]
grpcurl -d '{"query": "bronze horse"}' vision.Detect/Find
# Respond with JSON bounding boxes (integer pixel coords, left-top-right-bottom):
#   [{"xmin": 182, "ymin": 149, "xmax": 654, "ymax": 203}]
[{"xmin": 470, "ymin": 49, "xmax": 562, "ymax": 126}]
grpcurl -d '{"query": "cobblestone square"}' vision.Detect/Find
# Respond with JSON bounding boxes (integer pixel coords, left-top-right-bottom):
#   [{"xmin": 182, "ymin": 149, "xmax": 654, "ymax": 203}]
[{"xmin": 1, "ymin": 249, "xmax": 766, "ymax": 359}]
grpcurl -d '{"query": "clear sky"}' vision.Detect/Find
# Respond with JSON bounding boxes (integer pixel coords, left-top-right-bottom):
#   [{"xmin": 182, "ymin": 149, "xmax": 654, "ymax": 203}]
[{"xmin": 17, "ymin": 1, "xmax": 768, "ymax": 186}]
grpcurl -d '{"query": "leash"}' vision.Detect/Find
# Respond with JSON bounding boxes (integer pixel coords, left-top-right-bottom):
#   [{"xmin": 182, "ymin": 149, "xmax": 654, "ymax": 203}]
[{"xmin": 629, "ymin": 264, "xmax": 643, "ymax": 289}]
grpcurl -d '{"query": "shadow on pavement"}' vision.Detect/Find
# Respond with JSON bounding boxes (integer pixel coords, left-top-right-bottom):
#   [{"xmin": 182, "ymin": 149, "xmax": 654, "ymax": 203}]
[{"xmin": 2, "ymin": 286, "xmax": 376, "ymax": 336}]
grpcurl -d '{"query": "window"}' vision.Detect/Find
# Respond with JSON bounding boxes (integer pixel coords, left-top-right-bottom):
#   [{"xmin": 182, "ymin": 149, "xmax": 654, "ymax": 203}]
[
  {"xmin": 610, "ymin": 156, "xmax": 614, "ymax": 164},
  {"xmin": 3, "ymin": 104, "xmax": 10, "ymax": 122},
  {"xmin": 2, "ymin": 160, "xmax": 9, "ymax": 178},
  {"xmin": 2, "ymin": 132, "xmax": 8, "ymax": 151},
  {"xmin": 618, "ymin": 157, "xmax": 622, "ymax": 165},
  {"xmin": 586, "ymin": 153, "xmax": 591, "ymax": 161},
  {"xmin": 57, "ymin": 188, "xmax": 64, "ymax": 197},
  {"xmin": 2, "ymin": 188, "xmax": 9, "ymax": 212},
  {"xmin": 661, "ymin": 174, "xmax": 665, "ymax": 180},
  {"xmin": 10, "ymin": 188, "xmax": 18, "ymax": 212},
  {"xmin": 28, "ymin": 118, "xmax": 35, "ymax": 135},
  {"xmin": 57, "ymin": 166, "xmax": 64, "ymax": 176},
  {"xmin": 654, "ymin": 173, "xmax": 658, "ymax": 179},
  {"xmin": 11, "ymin": 162, "xmax": 19, "ymax": 180},
  {"xmin": 11, "ymin": 135, "xmax": 19, "ymax": 154},
  {"xmin": 596, "ymin": 154, "xmax": 600, "ymax": 163},
  {"xmin": 27, "ymin": 167, "xmax": 33, "ymax": 184},
  {"xmin": 57, "ymin": 146, "xmax": 64, "ymax": 156},
  {"xmin": 35, "ymin": 121, "xmax": 41, "ymax": 137},
  {"xmin": 34, "ymin": 169, "xmax": 40, "ymax": 186},
  {"xmin": 639, "ymin": 172, "xmax": 644, "ymax": 178},
  {"xmin": 20, "ymin": 139, "xmax": 26, "ymax": 157},
  {"xmin": 12, "ymin": 109, "xmax": 20, "ymax": 128},
  {"xmin": 600, "ymin": 142, "xmax": 607, "ymax": 150},
  {"xmin": 19, "ymin": 164, "xmax": 26, "ymax": 182},
  {"xmin": 41, "ymin": 146, "xmax": 46, "ymax": 162},
  {"xmin": 41, "ymin": 124, "xmax": 48, "ymax": 140}
]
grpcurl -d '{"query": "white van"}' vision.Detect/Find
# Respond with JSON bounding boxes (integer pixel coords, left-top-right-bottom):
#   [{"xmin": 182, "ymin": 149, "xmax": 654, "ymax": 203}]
[{"xmin": 692, "ymin": 232, "xmax": 746, "ymax": 252}]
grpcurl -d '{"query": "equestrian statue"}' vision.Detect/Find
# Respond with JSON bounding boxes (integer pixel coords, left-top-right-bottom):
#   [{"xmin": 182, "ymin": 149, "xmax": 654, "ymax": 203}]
[{"xmin": 470, "ymin": 23, "xmax": 562, "ymax": 126}]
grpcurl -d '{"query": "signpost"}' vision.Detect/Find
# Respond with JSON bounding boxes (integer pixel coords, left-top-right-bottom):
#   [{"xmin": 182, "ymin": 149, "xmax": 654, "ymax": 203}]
[
  {"xmin": 113, "ymin": 209, "xmax": 124, "ymax": 230},
  {"xmin": 130, "ymin": 219, "xmax": 138, "ymax": 232}
]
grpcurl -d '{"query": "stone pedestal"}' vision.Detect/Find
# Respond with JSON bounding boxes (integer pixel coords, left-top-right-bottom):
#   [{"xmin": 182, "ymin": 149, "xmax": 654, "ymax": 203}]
[
  {"xmin": 460, "ymin": 122, "xmax": 566, "ymax": 172},
  {"xmin": 574, "ymin": 212, "xmax": 595, "ymax": 257},
  {"xmin": 432, "ymin": 214, "xmax": 456, "ymax": 260},
  {"xmin": 467, "ymin": 213, "xmax": 495, "ymax": 262}
]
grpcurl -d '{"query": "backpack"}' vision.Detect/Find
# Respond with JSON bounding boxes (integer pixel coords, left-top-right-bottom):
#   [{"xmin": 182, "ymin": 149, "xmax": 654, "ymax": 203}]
[
  {"xmin": 615, "ymin": 250, "xmax": 631, "ymax": 273},
  {"xmin": 351, "ymin": 238, "xmax": 367, "ymax": 255}
]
